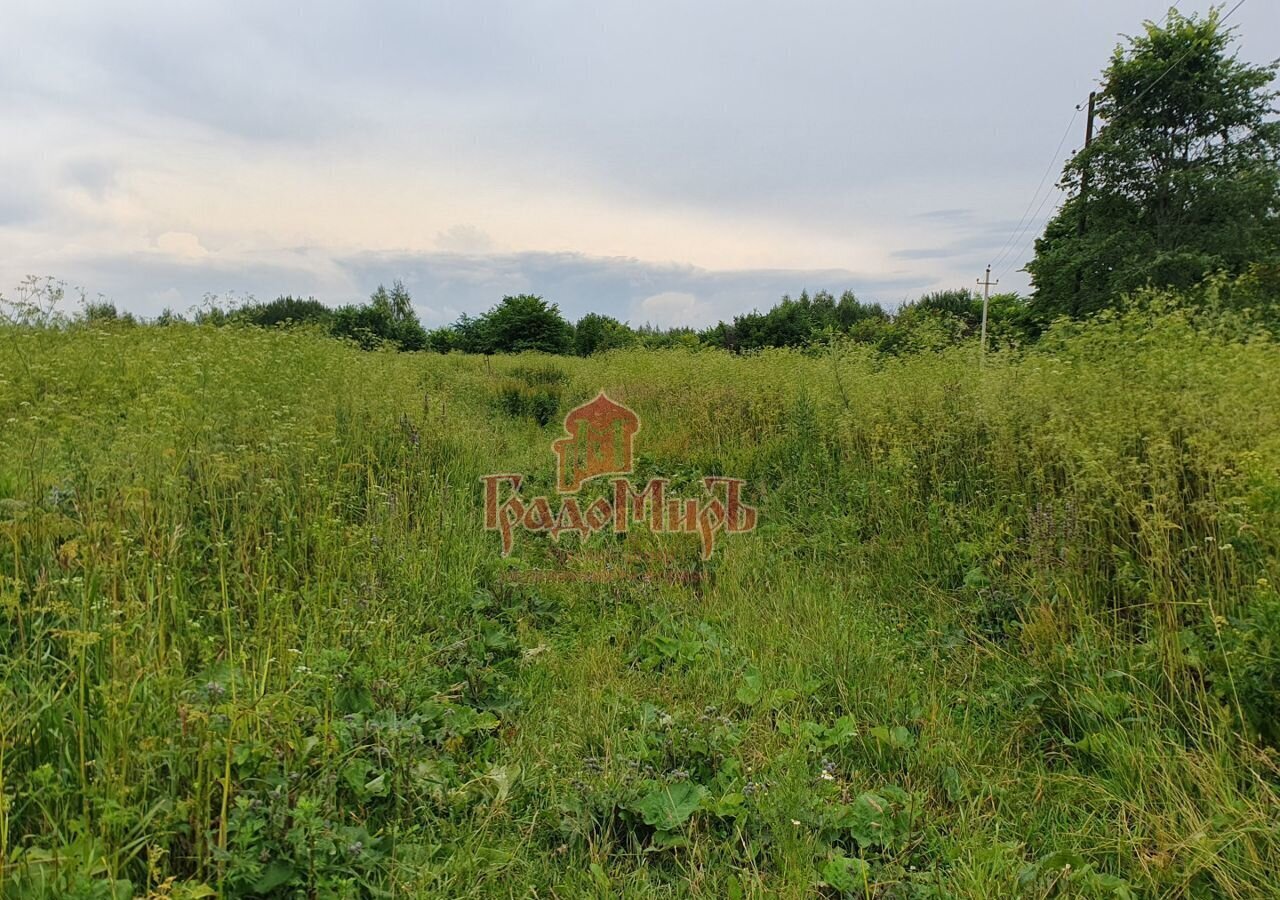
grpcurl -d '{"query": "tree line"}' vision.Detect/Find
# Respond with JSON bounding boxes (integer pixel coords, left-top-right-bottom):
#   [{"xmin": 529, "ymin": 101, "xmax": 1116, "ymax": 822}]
[
  {"xmin": 90, "ymin": 283, "xmax": 1032, "ymax": 356},
  {"xmin": 60, "ymin": 8, "xmax": 1280, "ymax": 355}
]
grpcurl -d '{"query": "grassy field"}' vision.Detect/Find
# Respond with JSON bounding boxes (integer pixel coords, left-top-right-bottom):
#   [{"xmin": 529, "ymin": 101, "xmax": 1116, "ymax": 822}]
[{"xmin": 2, "ymin": 303, "xmax": 1279, "ymax": 898}]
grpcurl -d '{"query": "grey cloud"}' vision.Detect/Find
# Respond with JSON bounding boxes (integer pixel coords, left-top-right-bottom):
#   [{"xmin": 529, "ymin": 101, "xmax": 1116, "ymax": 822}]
[
  {"xmin": 915, "ymin": 209, "xmax": 974, "ymax": 222},
  {"xmin": 4, "ymin": 1, "xmax": 1278, "ymax": 308},
  {"xmin": 0, "ymin": 191, "xmax": 42, "ymax": 227},
  {"xmin": 61, "ymin": 158, "xmax": 118, "ymax": 201},
  {"xmin": 11, "ymin": 247, "xmax": 931, "ymax": 327},
  {"xmin": 891, "ymin": 215, "xmax": 1048, "ymax": 265},
  {"xmin": 3, "ymin": 248, "xmax": 354, "ymax": 317},
  {"xmin": 342, "ymin": 250, "xmax": 930, "ymax": 326},
  {"xmin": 892, "ymin": 247, "xmax": 965, "ymax": 260}
]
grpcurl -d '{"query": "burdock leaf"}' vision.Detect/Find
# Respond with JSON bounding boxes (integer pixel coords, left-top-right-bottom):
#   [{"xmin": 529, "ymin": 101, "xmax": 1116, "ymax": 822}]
[
  {"xmin": 634, "ymin": 782, "xmax": 707, "ymax": 831},
  {"xmin": 736, "ymin": 669, "xmax": 764, "ymax": 705}
]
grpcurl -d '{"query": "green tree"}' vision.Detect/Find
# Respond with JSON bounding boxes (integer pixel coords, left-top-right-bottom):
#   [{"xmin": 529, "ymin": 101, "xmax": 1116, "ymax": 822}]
[
  {"xmin": 475, "ymin": 295, "xmax": 573, "ymax": 354},
  {"xmin": 909, "ymin": 289, "xmax": 982, "ymax": 328},
  {"xmin": 699, "ymin": 289, "xmax": 889, "ymax": 351},
  {"xmin": 726, "ymin": 294, "xmax": 815, "ymax": 351},
  {"xmin": 834, "ymin": 290, "xmax": 888, "ymax": 330},
  {"xmin": 1027, "ymin": 8, "xmax": 1280, "ymax": 320},
  {"xmin": 633, "ymin": 324, "xmax": 700, "ymax": 350},
  {"xmin": 370, "ymin": 280, "xmax": 415, "ymax": 323},
  {"xmin": 574, "ymin": 313, "xmax": 636, "ymax": 355},
  {"xmin": 331, "ymin": 281, "xmax": 427, "ymax": 351},
  {"xmin": 426, "ymin": 325, "xmax": 459, "ymax": 353},
  {"xmin": 80, "ymin": 300, "xmax": 121, "ymax": 323}
]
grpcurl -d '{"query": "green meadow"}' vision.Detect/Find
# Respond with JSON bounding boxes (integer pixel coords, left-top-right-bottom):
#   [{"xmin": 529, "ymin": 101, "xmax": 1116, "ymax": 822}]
[{"xmin": 2, "ymin": 301, "xmax": 1279, "ymax": 898}]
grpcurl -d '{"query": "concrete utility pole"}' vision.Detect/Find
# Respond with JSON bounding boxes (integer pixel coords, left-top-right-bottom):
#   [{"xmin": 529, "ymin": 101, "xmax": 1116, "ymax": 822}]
[{"xmin": 977, "ymin": 264, "xmax": 998, "ymax": 358}]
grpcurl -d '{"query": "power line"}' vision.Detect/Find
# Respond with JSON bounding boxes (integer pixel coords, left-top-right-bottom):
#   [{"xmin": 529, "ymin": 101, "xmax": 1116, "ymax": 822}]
[
  {"xmin": 988, "ymin": 106, "xmax": 1080, "ymax": 273},
  {"xmin": 986, "ymin": 1, "xmax": 1246, "ymax": 284},
  {"xmin": 1107, "ymin": 0, "xmax": 1247, "ymax": 121},
  {"xmin": 982, "ymin": 1, "xmax": 1247, "ymax": 286},
  {"xmin": 995, "ymin": 184, "xmax": 1066, "ymax": 282}
]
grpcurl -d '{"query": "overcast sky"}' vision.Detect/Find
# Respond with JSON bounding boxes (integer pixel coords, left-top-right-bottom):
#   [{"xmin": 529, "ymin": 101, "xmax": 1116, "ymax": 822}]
[{"xmin": 2, "ymin": 2, "xmax": 1277, "ymax": 327}]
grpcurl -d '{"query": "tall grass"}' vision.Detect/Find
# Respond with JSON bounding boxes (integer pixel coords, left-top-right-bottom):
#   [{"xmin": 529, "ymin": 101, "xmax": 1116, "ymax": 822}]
[{"xmin": 0, "ymin": 301, "xmax": 1277, "ymax": 897}]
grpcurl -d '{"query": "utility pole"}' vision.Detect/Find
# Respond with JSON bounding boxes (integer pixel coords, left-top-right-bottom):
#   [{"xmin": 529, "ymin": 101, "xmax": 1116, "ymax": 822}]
[
  {"xmin": 1076, "ymin": 90, "xmax": 1097, "ymax": 239},
  {"xmin": 977, "ymin": 264, "xmax": 998, "ymax": 359},
  {"xmin": 1072, "ymin": 90, "xmax": 1097, "ymax": 316}
]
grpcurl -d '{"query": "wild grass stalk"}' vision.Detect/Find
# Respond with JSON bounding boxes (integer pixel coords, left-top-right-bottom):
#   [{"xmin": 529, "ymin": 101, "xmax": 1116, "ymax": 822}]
[{"xmin": 0, "ymin": 303, "xmax": 1276, "ymax": 895}]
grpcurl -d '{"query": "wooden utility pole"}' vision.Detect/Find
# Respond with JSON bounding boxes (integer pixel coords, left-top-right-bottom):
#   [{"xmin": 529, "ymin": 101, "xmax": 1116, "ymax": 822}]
[
  {"xmin": 1076, "ymin": 90, "xmax": 1097, "ymax": 238},
  {"xmin": 1071, "ymin": 90, "xmax": 1098, "ymax": 316},
  {"xmin": 977, "ymin": 265, "xmax": 998, "ymax": 358}
]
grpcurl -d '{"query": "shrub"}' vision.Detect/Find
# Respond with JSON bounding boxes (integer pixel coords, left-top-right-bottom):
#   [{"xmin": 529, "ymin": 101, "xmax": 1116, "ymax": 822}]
[
  {"xmin": 574, "ymin": 313, "xmax": 636, "ymax": 355},
  {"xmin": 492, "ymin": 363, "xmax": 569, "ymax": 424},
  {"xmin": 330, "ymin": 281, "xmax": 427, "ymax": 351},
  {"xmin": 233, "ymin": 295, "xmax": 334, "ymax": 328},
  {"xmin": 495, "ymin": 380, "xmax": 562, "ymax": 424}
]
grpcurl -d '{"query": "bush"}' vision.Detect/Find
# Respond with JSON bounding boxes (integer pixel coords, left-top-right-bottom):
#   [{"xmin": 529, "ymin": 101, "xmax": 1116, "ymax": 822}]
[
  {"xmin": 76, "ymin": 299, "xmax": 137, "ymax": 326},
  {"xmin": 330, "ymin": 281, "xmax": 427, "ymax": 351},
  {"xmin": 508, "ymin": 364, "xmax": 570, "ymax": 387},
  {"xmin": 1208, "ymin": 587, "xmax": 1280, "ymax": 745},
  {"xmin": 493, "ymin": 363, "xmax": 569, "ymax": 424},
  {"xmin": 495, "ymin": 381, "xmax": 562, "ymax": 425},
  {"xmin": 233, "ymin": 295, "xmax": 334, "ymax": 329},
  {"xmin": 574, "ymin": 313, "xmax": 636, "ymax": 355}
]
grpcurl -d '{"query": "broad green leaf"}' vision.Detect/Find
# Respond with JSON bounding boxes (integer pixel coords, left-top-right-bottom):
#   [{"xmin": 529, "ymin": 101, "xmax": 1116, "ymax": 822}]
[
  {"xmin": 634, "ymin": 782, "xmax": 707, "ymax": 831},
  {"xmin": 254, "ymin": 860, "xmax": 296, "ymax": 894},
  {"xmin": 821, "ymin": 855, "xmax": 870, "ymax": 894},
  {"xmin": 736, "ymin": 669, "xmax": 764, "ymax": 704}
]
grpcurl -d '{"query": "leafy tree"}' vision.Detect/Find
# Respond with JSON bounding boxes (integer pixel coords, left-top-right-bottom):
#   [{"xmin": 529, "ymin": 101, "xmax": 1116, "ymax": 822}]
[
  {"xmin": 698, "ymin": 289, "xmax": 889, "ymax": 351},
  {"xmin": 450, "ymin": 313, "xmax": 488, "ymax": 353},
  {"xmin": 573, "ymin": 313, "xmax": 636, "ymax": 355},
  {"xmin": 686, "ymin": 289, "xmax": 885, "ymax": 353},
  {"xmin": 1028, "ymin": 8, "xmax": 1280, "ymax": 320},
  {"xmin": 426, "ymin": 326, "xmax": 459, "ymax": 353},
  {"xmin": 634, "ymin": 324, "xmax": 700, "ymax": 350},
  {"xmin": 331, "ymin": 281, "xmax": 427, "ymax": 351},
  {"xmin": 984, "ymin": 292, "xmax": 1036, "ymax": 344},
  {"xmin": 724, "ymin": 293, "xmax": 815, "ymax": 351},
  {"xmin": 474, "ymin": 294, "xmax": 573, "ymax": 354},
  {"xmin": 834, "ymin": 290, "xmax": 888, "ymax": 330},
  {"xmin": 847, "ymin": 314, "xmax": 891, "ymax": 347},
  {"xmin": 331, "ymin": 304, "xmax": 394, "ymax": 350},
  {"xmin": 370, "ymin": 281, "xmax": 415, "ymax": 323},
  {"xmin": 909, "ymin": 289, "xmax": 982, "ymax": 326},
  {"xmin": 698, "ymin": 322, "xmax": 730, "ymax": 347},
  {"xmin": 74, "ymin": 297, "xmax": 139, "ymax": 326}
]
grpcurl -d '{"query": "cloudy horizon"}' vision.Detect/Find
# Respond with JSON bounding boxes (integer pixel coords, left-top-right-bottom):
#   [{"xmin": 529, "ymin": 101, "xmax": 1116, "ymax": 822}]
[{"xmin": 3, "ymin": 1, "xmax": 1277, "ymax": 327}]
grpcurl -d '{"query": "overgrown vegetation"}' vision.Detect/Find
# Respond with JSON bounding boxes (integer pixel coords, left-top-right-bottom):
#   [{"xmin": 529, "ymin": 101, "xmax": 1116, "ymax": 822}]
[
  {"xmin": 1028, "ymin": 7, "xmax": 1280, "ymax": 322},
  {"xmin": 187, "ymin": 282, "xmax": 427, "ymax": 352},
  {"xmin": 2, "ymin": 7, "xmax": 1280, "ymax": 897},
  {"xmin": 427, "ymin": 295, "xmax": 574, "ymax": 356},
  {"xmin": 2, "ymin": 289, "xmax": 1279, "ymax": 896}
]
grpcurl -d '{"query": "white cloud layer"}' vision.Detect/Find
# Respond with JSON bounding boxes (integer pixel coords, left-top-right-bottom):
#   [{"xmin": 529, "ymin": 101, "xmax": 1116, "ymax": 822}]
[{"xmin": 2, "ymin": 1, "xmax": 1277, "ymax": 326}]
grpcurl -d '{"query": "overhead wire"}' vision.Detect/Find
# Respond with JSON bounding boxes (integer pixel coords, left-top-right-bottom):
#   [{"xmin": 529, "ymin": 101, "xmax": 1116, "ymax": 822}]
[
  {"xmin": 1107, "ymin": 0, "xmax": 1247, "ymax": 121},
  {"xmin": 995, "ymin": 187, "xmax": 1066, "ymax": 282},
  {"xmin": 988, "ymin": 106, "xmax": 1080, "ymax": 274},
  {"xmin": 986, "ymin": 0, "xmax": 1249, "ymax": 283}
]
